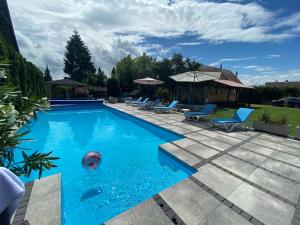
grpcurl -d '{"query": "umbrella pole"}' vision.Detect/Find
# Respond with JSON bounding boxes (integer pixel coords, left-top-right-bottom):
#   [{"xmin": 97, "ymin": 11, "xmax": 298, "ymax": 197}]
[{"xmin": 189, "ymin": 84, "xmax": 192, "ymax": 106}]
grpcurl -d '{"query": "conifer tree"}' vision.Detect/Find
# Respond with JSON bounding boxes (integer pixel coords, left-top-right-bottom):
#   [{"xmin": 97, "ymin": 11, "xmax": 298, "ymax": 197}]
[
  {"xmin": 44, "ymin": 65, "xmax": 52, "ymax": 81},
  {"xmin": 63, "ymin": 31, "xmax": 95, "ymax": 82}
]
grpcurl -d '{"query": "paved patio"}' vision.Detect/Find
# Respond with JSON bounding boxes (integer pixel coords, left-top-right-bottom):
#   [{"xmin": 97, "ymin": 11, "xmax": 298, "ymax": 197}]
[{"xmin": 105, "ymin": 103, "xmax": 300, "ymax": 225}]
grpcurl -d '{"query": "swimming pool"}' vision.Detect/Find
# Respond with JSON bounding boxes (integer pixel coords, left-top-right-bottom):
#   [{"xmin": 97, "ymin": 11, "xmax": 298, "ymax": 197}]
[{"xmin": 20, "ymin": 104, "xmax": 195, "ymax": 225}]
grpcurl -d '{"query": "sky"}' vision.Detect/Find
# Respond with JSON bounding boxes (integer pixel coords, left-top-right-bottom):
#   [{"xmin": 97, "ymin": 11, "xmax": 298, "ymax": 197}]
[{"xmin": 8, "ymin": 0, "xmax": 300, "ymax": 85}]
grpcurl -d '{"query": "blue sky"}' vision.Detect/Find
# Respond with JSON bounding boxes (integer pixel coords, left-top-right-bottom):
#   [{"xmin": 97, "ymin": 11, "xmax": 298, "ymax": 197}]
[{"xmin": 8, "ymin": 0, "xmax": 300, "ymax": 84}]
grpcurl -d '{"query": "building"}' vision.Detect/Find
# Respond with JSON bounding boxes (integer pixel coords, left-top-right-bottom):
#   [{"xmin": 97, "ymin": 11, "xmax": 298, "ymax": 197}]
[
  {"xmin": 172, "ymin": 65, "xmax": 252, "ymax": 105},
  {"xmin": 0, "ymin": 0, "xmax": 19, "ymax": 51},
  {"xmin": 265, "ymin": 81, "xmax": 300, "ymax": 89}
]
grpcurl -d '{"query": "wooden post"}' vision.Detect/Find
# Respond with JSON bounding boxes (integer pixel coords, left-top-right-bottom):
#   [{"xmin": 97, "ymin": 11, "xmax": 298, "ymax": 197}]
[{"xmin": 227, "ymin": 88, "xmax": 230, "ymax": 105}]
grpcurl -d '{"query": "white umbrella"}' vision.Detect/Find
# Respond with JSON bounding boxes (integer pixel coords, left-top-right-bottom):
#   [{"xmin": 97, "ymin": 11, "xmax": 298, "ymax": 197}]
[
  {"xmin": 169, "ymin": 71, "xmax": 221, "ymax": 105},
  {"xmin": 134, "ymin": 77, "xmax": 164, "ymax": 85},
  {"xmin": 169, "ymin": 71, "xmax": 220, "ymax": 83}
]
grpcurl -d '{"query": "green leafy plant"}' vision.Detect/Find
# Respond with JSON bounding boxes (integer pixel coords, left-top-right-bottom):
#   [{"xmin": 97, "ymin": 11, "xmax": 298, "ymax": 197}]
[
  {"xmin": 259, "ymin": 110, "xmax": 288, "ymax": 126},
  {"xmin": 274, "ymin": 113, "xmax": 288, "ymax": 126},
  {"xmin": 0, "ymin": 64, "xmax": 59, "ymax": 178},
  {"xmin": 259, "ymin": 110, "xmax": 272, "ymax": 124}
]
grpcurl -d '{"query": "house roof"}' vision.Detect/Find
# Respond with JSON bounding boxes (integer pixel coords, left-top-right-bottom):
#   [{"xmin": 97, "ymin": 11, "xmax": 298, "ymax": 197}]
[
  {"xmin": 169, "ymin": 71, "xmax": 221, "ymax": 83},
  {"xmin": 198, "ymin": 65, "xmax": 241, "ymax": 84},
  {"xmin": 0, "ymin": 0, "xmax": 19, "ymax": 52},
  {"xmin": 45, "ymin": 78, "xmax": 90, "ymax": 86},
  {"xmin": 215, "ymin": 79, "xmax": 253, "ymax": 89},
  {"xmin": 170, "ymin": 66, "xmax": 251, "ymax": 89}
]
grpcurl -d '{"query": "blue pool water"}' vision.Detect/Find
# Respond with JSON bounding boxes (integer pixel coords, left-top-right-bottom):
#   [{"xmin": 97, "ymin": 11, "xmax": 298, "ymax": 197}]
[{"xmin": 20, "ymin": 105, "xmax": 195, "ymax": 225}]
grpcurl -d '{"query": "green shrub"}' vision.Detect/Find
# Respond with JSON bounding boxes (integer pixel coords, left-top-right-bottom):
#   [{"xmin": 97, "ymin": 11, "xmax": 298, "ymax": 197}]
[{"xmin": 259, "ymin": 110, "xmax": 288, "ymax": 125}]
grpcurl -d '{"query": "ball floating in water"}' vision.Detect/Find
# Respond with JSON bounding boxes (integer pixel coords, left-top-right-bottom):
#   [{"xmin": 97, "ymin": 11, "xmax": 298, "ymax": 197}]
[{"xmin": 82, "ymin": 151, "xmax": 102, "ymax": 170}]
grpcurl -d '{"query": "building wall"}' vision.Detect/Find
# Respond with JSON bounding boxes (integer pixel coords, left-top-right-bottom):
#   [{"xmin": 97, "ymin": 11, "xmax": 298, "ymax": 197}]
[
  {"xmin": 176, "ymin": 85, "xmax": 237, "ymax": 104},
  {"xmin": 207, "ymin": 87, "xmax": 236, "ymax": 103}
]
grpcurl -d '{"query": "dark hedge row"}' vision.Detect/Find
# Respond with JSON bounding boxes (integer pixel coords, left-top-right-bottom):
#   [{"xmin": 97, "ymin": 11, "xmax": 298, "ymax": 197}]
[{"xmin": 0, "ymin": 33, "xmax": 45, "ymax": 97}]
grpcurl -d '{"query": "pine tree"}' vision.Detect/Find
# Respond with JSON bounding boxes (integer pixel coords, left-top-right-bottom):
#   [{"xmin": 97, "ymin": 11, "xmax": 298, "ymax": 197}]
[
  {"xmin": 44, "ymin": 65, "xmax": 52, "ymax": 81},
  {"xmin": 111, "ymin": 67, "xmax": 116, "ymax": 79},
  {"xmin": 63, "ymin": 31, "xmax": 96, "ymax": 82},
  {"xmin": 87, "ymin": 67, "xmax": 107, "ymax": 86}
]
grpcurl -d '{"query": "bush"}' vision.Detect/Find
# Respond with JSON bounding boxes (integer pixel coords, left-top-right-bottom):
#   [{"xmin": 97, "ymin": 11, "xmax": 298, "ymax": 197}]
[
  {"xmin": 107, "ymin": 78, "xmax": 121, "ymax": 97},
  {"xmin": 259, "ymin": 110, "xmax": 288, "ymax": 125}
]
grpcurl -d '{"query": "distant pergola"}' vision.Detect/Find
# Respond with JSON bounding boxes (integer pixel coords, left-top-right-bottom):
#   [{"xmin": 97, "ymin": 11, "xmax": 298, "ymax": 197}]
[
  {"xmin": 170, "ymin": 71, "xmax": 253, "ymax": 105},
  {"xmin": 44, "ymin": 78, "xmax": 90, "ymax": 99}
]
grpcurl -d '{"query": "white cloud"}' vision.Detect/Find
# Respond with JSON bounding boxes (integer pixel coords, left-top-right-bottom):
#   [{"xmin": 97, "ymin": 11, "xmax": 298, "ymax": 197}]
[
  {"xmin": 176, "ymin": 42, "xmax": 203, "ymax": 46},
  {"xmin": 265, "ymin": 54, "xmax": 281, "ymax": 59},
  {"xmin": 7, "ymin": 0, "xmax": 300, "ymax": 79},
  {"xmin": 209, "ymin": 56, "xmax": 257, "ymax": 66},
  {"xmin": 239, "ymin": 68, "xmax": 300, "ymax": 85}
]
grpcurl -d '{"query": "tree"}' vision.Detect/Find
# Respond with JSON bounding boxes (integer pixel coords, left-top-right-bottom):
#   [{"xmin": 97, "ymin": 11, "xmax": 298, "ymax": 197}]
[
  {"xmin": 106, "ymin": 78, "xmax": 121, "ymax": 97},
  {"xmin": 44, "ymin": 65, "xmax": 52, "ymax": 81},
  {"xmin": 170, "ymin": 53, "xmax": 186, "ymax": 74},
  {"xmin": 63, "ymin": 31, "xmax": 96, "ymax": 82},
  {"xmin": 111, "ymin": 67, "xmax": 116, "ymax": 79},
  {"xmin": 115, "ymin": 55, "xmax": 136, "ymax": 92},
  {"xmin": 134, "ymin": 53, "xmax": 156, "ymax": 78},
  {"xmin": 0, "ymin": 34, "xmax": 45, "ymax": 97},
  {"xmin": 0, "ymin": 60, "xmax": 59, "ymax": 178},
  {"xmin": 87, "ymin": 67, "xmax": 107, "ymax": 86}
]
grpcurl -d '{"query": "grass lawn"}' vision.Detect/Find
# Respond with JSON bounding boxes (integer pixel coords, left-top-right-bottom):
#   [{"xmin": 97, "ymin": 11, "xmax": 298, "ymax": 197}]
[{"xmin": 213, "ymin": 104, "xmax": 300, "ymax": 136}]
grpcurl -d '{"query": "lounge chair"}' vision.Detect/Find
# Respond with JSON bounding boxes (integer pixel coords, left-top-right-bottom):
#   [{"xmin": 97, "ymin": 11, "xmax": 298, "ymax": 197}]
[
  {"xmin": 139, "ymin": 99, "xmax": 161, "ymax": 110},
  {"xmin": 211, "ymin": 107, "xmax": 254, "ymax": 132},
  {"xmin": 153, "ymin": 101, "xmax": 178, "ymax": 113},
  {"xmin": 125, "ymin": 97, "xmax": 143, "ymax": 105},
  {"xmin": 184, "ymin": 104, "xmax": 217, "ymax": 121},
  {"xmin": 132, "ymin": 98, "xmax": 149, "ymax": 106}
]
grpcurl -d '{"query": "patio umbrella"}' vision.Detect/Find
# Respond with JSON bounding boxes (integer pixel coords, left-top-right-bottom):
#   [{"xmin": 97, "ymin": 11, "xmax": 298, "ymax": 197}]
[
  {"xmin": 169, "ymin": 71, "xmax": 220, "ymax": 105},
  {"xmin": 134, "ymin": 77, "xmax": 164, "ymax": 98},
  {"xmin": 134, "ymin": 77, "xmax": 164, "ymax": 85}
]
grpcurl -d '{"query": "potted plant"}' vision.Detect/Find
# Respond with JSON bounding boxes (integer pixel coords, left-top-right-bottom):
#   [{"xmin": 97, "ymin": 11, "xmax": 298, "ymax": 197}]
[
  {"xmin": 296, "ymin": 126, "xmax": 300, "ymax": 140},
  {"xmin": 252, "ymin": 111, "xmax": 289, "ymax": 136}
]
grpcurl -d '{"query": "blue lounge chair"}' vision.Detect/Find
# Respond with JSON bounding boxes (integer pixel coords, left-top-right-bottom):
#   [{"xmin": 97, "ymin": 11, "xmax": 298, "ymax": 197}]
[
  {"xmin": 153, "ymin": 101, "xmax": 178, "ymax": 113},
  {"xmin": 132, "ymin": 98, "xmax": 149, "ymax": 106},
  {"xmin": 211, "ymin": 108, "xmax": 254, "ymax": 132},
  {"xmin": 139, "ymin": 99, "xmax": 161, "ymax": 110},
  {"xmin": 184, "ymin": 104, "xmax": 217, "ymax": 121},
  {"xmin": 125, "ymin": 97, "xmax": 143, "ymax": 105}
]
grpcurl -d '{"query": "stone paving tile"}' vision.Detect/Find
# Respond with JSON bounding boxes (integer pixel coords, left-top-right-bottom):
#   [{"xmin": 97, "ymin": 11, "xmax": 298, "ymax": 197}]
[
  {"xmin": 247, "ymin": 168, "xmax": 300, "ymax": 203},
  {"xmin": 270, "ymin": 151, "xmax": 300, "ymax": 168},
  {"xmin": 228, "ymin": 182, "xmax": 295, "ymax": 225},
  {"xmin": 185, "ymin": 132, "xmax": 211, "ymax": 142},
  {"xmin": 193, "ymin": 164, "xmax": 243, "ymax": 198},
  {"xmin": 213, "ymin": 154, "xmax": 257, "ymax": 179},
  {"xmin": 198, "ymin": 130, "xmax": 242, "ymax": 145},
  {"xmin": 105, "ymin": 199, "xmax": 174, "ymax": 225},
  {"xmin": 198, "ymin": 204, "xmax": 252, "ymax": 225},
  {"xmin": 259, "ymin": 134, "xmax": 300, "ymax": 149},
  {"xmin": 251, "ymin": 138, "xmax": 300, "ymax": 157},
  {"xmin": 261, "ymin": 158, "xmax": 300, "ymax": 182},
  {"xmin": 240, "ymin": 142, "xmax": 275, "ymax": 156},
  {"xmin": 282, "ymin": 139, "xmax": 300, "ymax": 149},
  {"xmin": 185, "ymin": 133, "xmax": 232, "ymax": 151},
  {"xmin": 187, "ymin": 144, "xmax": 219, "ymax": 159},
  {"xmin": 160, "ymin": 143, "xmax": 201, "ymax": 168},
  {"xmin": 160, "ymin": 143, "xmax": 179, "ymax": 152},
  {"xmin": 183, "ymin": 120, "xmax": 213, "ymax": 129},
  {"xmin": 159, "ymin": 124, "xmax": 190, "ymax": 134},
  {"xmin": 160, "ymin": 179, "xmax": 220, "ymax": 225},
  {"xmin": 229, "ymin": 148, "xmax": 268, "ymax": 166},
  {"xmin": 24, "ymin": 174, "xmax": 61, "ymax": 225},
  {"xmin": 215, "ymin": 130, "xmax": 253, "ymax": 140},
  {"xmin": 172, "ymin": 122, "xmax": 203, "ymax": 132},
  {"xmin": 172, "ymin": 138, "xmax": 198, "ymax": 148}
]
